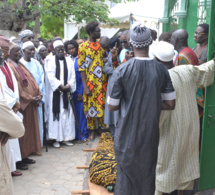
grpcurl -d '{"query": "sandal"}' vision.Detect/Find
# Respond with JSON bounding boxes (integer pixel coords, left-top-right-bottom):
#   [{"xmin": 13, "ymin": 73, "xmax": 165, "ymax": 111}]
[
  {"xmin": 22, "ymin": 158, "xmax": 36, "ymax": 164},
  {"xmin": 76, "ymin": 139, "xmax": 87, "ymax": 144},
  {"xmin": 16, "ymin": 161, "xmax": 28, "ymax": 170}
]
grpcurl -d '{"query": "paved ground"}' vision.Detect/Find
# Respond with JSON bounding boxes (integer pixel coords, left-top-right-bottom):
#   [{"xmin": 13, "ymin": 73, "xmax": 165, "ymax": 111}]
[
  {"xmin": 13, "ymin": 138, "xmax": 99, "ymax": 195},
  {"xmin": 12, "ymin": 136, "xmax": 215, "ymax": 195}
]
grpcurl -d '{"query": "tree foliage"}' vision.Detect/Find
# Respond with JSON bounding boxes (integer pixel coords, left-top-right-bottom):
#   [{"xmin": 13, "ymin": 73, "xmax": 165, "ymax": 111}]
[
  {"xmin": 0, "ymin": 0, "xmax": 136, "ymax": 37},
  {"xmin": 39, "ymin": 15, "xmax": 64, "ymax": 39},
  {"xmin": 38, "ymin": 0, "xmax": 135, "ymax": 24}
]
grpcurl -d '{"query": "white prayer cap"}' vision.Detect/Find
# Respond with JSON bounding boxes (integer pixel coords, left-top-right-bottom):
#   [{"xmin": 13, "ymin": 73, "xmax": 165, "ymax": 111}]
[
  {"xmin": 9, "ymin": 36, "xmax": 17, "ymax": 42},
  {"xmin": 22, "ymin": 41, "xmax": 34, "ymax": 50},
  {"xmin": 154, "ymin": 41, "xmax": 175, "ymax": 62},
  {"xmin": 53, "ymin": 40, "xmax": 64, "ymax": 49},
  {"xmin": 38, "ymin": 45, "xmax": 46, "ymax": 52}
]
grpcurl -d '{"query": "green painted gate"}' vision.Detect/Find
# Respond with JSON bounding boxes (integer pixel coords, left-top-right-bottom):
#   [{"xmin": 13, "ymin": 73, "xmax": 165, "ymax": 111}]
[{"xmin": 199, "ymin": 0, "xmax": 215, "ymax": 191}]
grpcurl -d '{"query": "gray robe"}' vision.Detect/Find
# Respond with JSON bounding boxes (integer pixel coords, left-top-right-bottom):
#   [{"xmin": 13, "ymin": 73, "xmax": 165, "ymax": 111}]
[
  {"xmin": 108, "ymin": 58, "xmax": 175, "ymax": 195},
  {"xmin": 104, "ymin": 53, "xmax": 121, "ymax": 126}
]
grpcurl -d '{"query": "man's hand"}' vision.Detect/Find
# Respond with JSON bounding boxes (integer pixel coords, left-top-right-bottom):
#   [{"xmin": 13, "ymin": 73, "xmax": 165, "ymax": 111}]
[
  {"xmin": 111, "ymin": 42, "xmax": 119, "ymax": 61},
  {"xmin": 125, "ymin": 51, "xmax": 134, "ymax": 61},
  {"xmin": 12, "ymin": 102, "xmax": 20, "ymax": 113},
  {"xmin": 58, "ymin": 84, "xmax": 70, "ymax": 92},
  {"xmin": 77, "ymin": 94, "xmax": 83, "ymax": 101},
  {"xmin": 0, "ymin": 132, "xmax": 9, "ymax": 146},
  {"xmin": 63, "ymin": 84, "xmax": 71, "ymax": 92},
  {"xmin": 31, "ymin": 96, "xmax": 38, "ymax": 105},
  {"xmin": 58, "ymin": 85, "xmax": 64, "ymax": 93},
  {"xmin": 84, "ymin": 87, "xmax": 92, "ymax": 96},
  {"xmin": 103, "ymin": 57, "xmax": 108, "ymax": 63},
  {"xmin": 35, "ymin": 95, "xmax": 42, "ymax": 102}
]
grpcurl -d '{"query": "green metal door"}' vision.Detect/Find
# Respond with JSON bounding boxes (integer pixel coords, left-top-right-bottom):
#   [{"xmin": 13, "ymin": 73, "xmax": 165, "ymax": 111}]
[{"xmin": 199, "ymin": 0, "xmax": 215, "ymax": 191}]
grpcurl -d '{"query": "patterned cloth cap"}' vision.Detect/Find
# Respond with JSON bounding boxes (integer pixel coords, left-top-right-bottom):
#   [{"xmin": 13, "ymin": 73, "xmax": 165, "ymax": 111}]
[
  {"xmin": 130, "ymin": 24, "xmax": 152, "ymax": 48},
  {"xmin": 0, "ymin": 35, "xmax": 9, "ymax": 59},
  {"xmin": 19, "ymin": 29, "xmax": 33, "ymax": 40}
]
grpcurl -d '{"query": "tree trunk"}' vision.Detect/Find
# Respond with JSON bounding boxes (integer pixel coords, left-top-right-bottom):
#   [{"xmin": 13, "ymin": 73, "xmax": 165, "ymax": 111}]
[{"xmin": 0, "ymin": 0, "xmax": 39, "ymax": 38}]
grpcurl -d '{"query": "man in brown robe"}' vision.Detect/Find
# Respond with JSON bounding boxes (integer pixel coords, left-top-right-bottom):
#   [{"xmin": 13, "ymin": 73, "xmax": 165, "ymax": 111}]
[{"xmin": 7, "ymin": 41, "xmax": 42, "ymax": 168}]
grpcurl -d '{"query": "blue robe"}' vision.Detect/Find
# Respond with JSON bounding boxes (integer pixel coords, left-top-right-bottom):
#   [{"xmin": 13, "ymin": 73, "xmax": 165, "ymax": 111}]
[
  {"xmin": 20, "ymin": 57, "xmax": 45, "ymax": 147},
  {"xmin": 71, "ymin": 56, "xmax": 88, "ymax": 140}
]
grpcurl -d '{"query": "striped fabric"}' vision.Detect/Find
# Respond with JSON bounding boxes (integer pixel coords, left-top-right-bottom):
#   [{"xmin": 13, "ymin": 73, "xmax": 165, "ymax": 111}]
[{"xmin": 156, "ymin": 60, "xmax": 215, "ymax": 193}]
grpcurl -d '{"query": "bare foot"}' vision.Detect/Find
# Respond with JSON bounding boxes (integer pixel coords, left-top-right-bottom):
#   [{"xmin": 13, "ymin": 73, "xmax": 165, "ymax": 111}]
[{"xmin": 88, "ymin": 131, "xmax": 95, "ymax": 141}]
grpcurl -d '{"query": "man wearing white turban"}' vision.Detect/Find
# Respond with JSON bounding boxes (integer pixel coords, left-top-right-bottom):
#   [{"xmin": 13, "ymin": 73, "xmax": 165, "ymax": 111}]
[{"xmin": 45, "ymin": 40, "xmax": 76, "ymax": 148}]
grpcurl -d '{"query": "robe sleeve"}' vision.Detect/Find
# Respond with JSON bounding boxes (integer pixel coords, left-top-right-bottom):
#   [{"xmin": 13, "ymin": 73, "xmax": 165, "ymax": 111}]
[
  {"xmin": 192, "ymin": 59, "xmax": 215, "ymax": 87},
  {"xmin": 46, "ymin": 57, "xmax": 62, "ymax": 91},
  {"xmin": 7, "ymin": 63, "xmax": 33, "ymax": 111},
  {"xmin": 107, "ymin": 69, "xmax": 123, "ymax": 106},
  {"xmin": 67, "ymin": 58, "xmax": 76, "ymax": 93},
  {"xmin": 78, "ymin": 43, "xmax": 86, "ymax": 71},
  {"xmin": 161, "ymin": 67, "xmax": 176, "ymax": 101},
  {"xmin": 35, "ymin": 60, "xmax": 45, "ymax": 102},
  {"xmin": 0, "ymin": 97, "xmax": 24, "ymax": 139},
  {"xmin": 0, "ymin": 71, "xmax": 17, "ymax": 109},
  {"xmin": 104, "ymin": 59, "xmax": 114, "ymax": 75}
]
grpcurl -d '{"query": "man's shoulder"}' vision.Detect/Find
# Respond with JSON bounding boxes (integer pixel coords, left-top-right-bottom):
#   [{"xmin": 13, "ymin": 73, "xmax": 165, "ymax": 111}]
[
  {"xmin": 31, "ymin": 58, "xmax": 42, "ymax": 67},
  {"xmin": 79, "ymin": 41, "xmax": 88, "ymax": 49},
  {"xmin": 181, "ymin": 47, "xmax": 196, "ymax": 55},
  {"xmin": 169, "ymin": 65, "xmax": 193, "ymax": 77}
]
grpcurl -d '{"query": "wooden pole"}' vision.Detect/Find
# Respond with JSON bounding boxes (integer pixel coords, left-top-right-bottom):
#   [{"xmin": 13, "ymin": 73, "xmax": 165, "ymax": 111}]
[
  {"xmin": 76, "ymin": 165, "xmax": 89, "ymax": 169},
  {"xmin": 71, "ymin": 190, "xmax": 90, "ymax": 194},
  {"xmin": 83, "ymin": 148, "xmax": 96, "ymax": 152}
]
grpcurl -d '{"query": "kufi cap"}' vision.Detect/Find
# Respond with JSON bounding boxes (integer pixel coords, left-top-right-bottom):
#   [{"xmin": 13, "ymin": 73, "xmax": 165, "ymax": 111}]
[
  {"xmin": 130, "ymin": 24, "xmax": 152, "ymax": 48},
  {"xmin": 38, "ymin": 45, "xmax": 46, "ymax": 52},
  {"xmin": 9, "ymin": 36, "xmax": 17, "ymax": 42},
  {"xmin": 9, "ymin": 41, "xmax": 18, "ymax": 53},
  {"xmin": 53, "ymin": 40, "xmax": 64, "ymax": 49},
  {"xmin": 19, "ymin": 29, "xmax": 33, "ymax": 40},
  {"xmin": 154, "ymin": 41, "xmax": 175, "ymax": 62},
  {"xmin": 22, "ymin": 41, "xmax": 34, "ymax": 50}
]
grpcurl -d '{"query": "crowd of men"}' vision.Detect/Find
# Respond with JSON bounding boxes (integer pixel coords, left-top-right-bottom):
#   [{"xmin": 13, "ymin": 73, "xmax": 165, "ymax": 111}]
[{"xmin": 0, "ymin": 21, "xmax": 214, "ymax": 195}]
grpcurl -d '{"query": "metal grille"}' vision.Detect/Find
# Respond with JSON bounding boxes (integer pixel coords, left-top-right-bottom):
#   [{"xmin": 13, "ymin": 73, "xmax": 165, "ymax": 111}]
[
  {"xmin": 197, "ymin": 0, "xmax": 207, "ymax": 24},
  {"xmin": 169, "ymin": 0, "xmax": 179, "ymax": 32}
]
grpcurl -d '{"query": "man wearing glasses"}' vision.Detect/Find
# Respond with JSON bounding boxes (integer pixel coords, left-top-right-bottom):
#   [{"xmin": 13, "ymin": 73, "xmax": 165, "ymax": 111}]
[
  {"xmin": 78, "ymin": 21, "xmax": 108, "ymax": 140},
  {"xmin": 193, "ymin": 23, "xmax": 209, "ymax": 65},
  {"xmin": 119, "ymin": 30, "xmax": 130, "ymax": 62}
]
